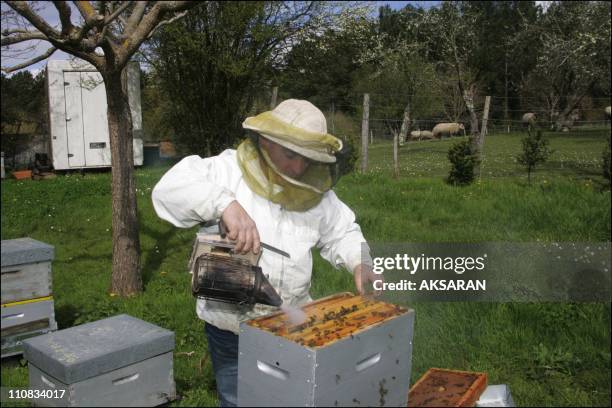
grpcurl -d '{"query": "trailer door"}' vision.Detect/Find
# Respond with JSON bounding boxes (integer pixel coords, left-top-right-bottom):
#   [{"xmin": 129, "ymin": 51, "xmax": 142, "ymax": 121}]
[
  {"xmin": 63, "ymin": 72, "xmax": 85, "ymax": 168},
  {"xmin": 80, "ymin": 71, "xmax": 111, "ymax": 167}
]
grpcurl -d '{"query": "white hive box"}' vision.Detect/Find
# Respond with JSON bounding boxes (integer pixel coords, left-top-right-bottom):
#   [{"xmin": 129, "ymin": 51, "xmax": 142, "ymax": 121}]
[
  {"xmin": 23, "ymin": 314, "xmax": 176, "ymax": 407},
  {"xmin": 1, "ymin": 238, "xmax": 57, "ymax": 358},
  {"xmin": 238, "ymin": 293, "xmax": 415, "ymax": 407}
]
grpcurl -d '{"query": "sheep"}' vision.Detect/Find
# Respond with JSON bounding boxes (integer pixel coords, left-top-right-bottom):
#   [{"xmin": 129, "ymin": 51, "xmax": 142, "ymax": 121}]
[
  {"xmin": 521, "ymin": 112, "xmax": 537, "ymax": 129},
  {"xmin": 410, "ymin": 130, "xmax": 434, "ymax": 140},
  {"xmin": 555, "ymin": 119, "xmax": 573, "ymax": 132},
  {"xmin": 432, "ymin": 123, "xmax": 465, "ymax": 139}
]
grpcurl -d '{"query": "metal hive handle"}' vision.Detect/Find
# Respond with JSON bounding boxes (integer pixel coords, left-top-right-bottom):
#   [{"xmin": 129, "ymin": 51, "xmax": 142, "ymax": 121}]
[
  {"xmin": 355, "ymin": 352, "xmax": 381, "ymax": 372},
  {"xmin": 40, "ymin": 375, "xmax": 57, "ymax": 388},
  {"xmin": 112, "ymin": 373, "xmax": 140, "ymax": 385},
  {"xmin": 256, "ymin": 360, "xmax": 290, "ymax": 380}
]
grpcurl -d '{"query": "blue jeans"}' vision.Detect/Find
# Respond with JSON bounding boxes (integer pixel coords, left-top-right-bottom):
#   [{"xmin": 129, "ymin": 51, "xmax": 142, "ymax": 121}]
[{"xmin": 205, "ymin": 323, "xmax": 239, "ymax": 407}]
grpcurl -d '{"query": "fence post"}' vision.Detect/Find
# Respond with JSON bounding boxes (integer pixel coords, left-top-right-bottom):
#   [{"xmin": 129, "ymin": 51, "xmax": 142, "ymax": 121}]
[
  {"xmin": 393, "ymin": 132, "xmax": 399, "ymax": 179},
  {"xmin": 480, "ymin": 96, "xmax": 491, "ymax": 138},
  {"xmin": 361, "ymin": 93, "xmax": 369, "ymax": 173},
  {"xmin": 474, "ymin": 95, "xmax": 491, "ymax": 178},
  {"xmin": 399, "ymin": 102, "xmax": 411, "ymax": 146},
  {"xmin": 270, "ymin": 86, "xmax": 278, "ymax": 109}
]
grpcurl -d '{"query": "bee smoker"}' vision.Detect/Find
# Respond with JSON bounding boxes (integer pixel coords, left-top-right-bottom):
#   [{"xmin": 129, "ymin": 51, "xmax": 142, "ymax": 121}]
[
  {"xmin": 192, "ymin": 253, "xmax": 282, "ymax": 307},
  {"xmin": 188, "ymin": 223, "xmax": 283, "ymax": 307}
]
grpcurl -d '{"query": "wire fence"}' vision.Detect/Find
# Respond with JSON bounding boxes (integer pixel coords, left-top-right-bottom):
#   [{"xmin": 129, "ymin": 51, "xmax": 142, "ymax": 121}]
[
  {"xmin": 270, "ymin": 89, "xmax": 610, "ymax": 180},
  {"xmin": 308, "ymin": 93, "xmax": 612, "ymax": 142}
]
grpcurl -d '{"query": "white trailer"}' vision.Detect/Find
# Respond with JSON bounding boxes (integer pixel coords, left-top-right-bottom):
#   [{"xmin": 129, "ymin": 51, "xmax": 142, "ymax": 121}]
[{"xmin": 46, "ymin": 59, "xmax": 143, "ymax": 170}]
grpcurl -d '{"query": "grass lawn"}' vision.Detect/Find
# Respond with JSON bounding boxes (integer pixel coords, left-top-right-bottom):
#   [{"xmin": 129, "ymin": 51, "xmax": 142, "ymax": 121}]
[{"xmin": 1, "ymin": 127, "xmax": 610, "ymax": 406}]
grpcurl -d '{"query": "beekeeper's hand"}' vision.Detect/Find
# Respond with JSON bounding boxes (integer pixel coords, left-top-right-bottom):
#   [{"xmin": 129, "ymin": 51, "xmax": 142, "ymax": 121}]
[
  {"xmin": 353, "ymin": 264, "xmax": 382, "ymax": 296},
  {"xmin": 221, "ymin": 200, "xmax": 261, "ymax": 255}
]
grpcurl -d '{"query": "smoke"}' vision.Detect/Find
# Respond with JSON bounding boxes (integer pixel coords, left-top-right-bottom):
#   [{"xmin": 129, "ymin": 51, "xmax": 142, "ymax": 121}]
[{"xmin": 280, "ymin": 303, "xmax": 307, "ymax": 326}]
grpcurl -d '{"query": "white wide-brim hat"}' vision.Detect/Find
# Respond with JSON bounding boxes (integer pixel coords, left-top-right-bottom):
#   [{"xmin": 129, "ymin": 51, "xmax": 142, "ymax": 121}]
[{"xmin": 242, "ymin": 99, "xmax": 343, "ymax": 163}]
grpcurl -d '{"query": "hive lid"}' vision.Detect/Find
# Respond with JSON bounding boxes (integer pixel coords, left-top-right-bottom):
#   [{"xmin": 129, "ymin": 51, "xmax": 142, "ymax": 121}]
[
  {"xmin": 23, "ymin": 314, "xmax": 174, "ymax": 384},
  {"xmin": 1, "ymin": 238, "xmax": 55, "ymax": 267},
  {"xmin": 408, "ymin": 368, "xmax": 488, "ymax": 407},
  {"xmin": 247, "ymin": 292, "xmax": 409, "ymax": 348}
]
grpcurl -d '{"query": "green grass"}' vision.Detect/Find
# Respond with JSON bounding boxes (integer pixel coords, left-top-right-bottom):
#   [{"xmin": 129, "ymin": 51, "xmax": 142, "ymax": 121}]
[
  {"xmin": 366, "ymin": 128, "xmax": 609, "ymax": 183},
  {"xmin": 1, "ymin": 128, "xmax": 611, "ymax": 406}
]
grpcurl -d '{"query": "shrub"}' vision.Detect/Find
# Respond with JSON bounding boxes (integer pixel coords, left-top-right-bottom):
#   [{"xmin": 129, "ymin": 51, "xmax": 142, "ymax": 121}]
[
  {"xmin": 337, "ymin": 135, "xmax": 358, "ymax": 175},
  {"xmin": 328, "ymin": 111, "xmax": 359, "ymax": 177},
  {"xmin": 447, "ymin": 139, "xmax": 479, "ymax": 185},
  {"xmin": 517, "ymin": 130, "xmax": 552, "ymax": 184}
]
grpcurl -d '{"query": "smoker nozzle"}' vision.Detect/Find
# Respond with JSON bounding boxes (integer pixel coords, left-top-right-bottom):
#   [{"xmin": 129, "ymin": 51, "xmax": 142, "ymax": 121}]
[{"xmin": 256, "ymin": 275, "xmax": 283, "ymax": 307}]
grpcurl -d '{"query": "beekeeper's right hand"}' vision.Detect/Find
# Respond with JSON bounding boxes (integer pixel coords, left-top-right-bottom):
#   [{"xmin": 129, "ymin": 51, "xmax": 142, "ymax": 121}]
[{"xmin": 221, "ymin": 200, "xmax": 261, "ymax": 255}]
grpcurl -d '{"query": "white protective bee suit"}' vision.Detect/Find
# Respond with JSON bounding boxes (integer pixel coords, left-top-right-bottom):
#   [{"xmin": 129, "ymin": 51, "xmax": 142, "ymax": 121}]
[
  {"xmin": 152, "ymin": 99, "xmax": 372, "ymax": 334},
  {"xmin": 151, "ymin": 149, "xmax": 371, "ymax": 334}
]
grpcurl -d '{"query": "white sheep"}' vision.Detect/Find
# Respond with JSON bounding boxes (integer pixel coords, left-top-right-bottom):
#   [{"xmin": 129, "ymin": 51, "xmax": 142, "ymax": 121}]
[
  {"xmin": 432, "ymin": 123, "xmax": 465, "ymax": 139},
  {"xmin": 410, "ymin": 130, "xmax": 434, "ymax": 140},
  {"xmin": 521, "ymin": 112, "xmax": 537, "ymax": 128}
]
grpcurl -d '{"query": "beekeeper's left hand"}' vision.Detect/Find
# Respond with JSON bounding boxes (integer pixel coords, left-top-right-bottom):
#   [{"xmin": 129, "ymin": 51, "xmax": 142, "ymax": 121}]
[{"xmin": 353, "ymin": 264, "xmax": 382, "ymax": 296}]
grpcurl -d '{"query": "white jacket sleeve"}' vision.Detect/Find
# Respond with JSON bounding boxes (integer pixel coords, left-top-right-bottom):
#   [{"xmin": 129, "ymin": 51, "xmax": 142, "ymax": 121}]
[
  {"xmin": 316, "ymin": 191, "xmax": 372, "ymax": 273},
  {"xmin": 151, "ymin": 153, "xmax": 237, "ymax": 228}
]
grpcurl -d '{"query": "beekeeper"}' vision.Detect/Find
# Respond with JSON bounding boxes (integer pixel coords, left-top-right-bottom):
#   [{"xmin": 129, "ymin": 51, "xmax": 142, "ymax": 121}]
[{"xmin": 152, "ymin": 99, "xmax": 376, "ymax": 407}]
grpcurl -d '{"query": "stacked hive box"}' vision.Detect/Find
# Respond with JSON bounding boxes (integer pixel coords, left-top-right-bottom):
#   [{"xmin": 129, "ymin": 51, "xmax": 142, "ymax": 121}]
[
  {"xmin": 23, "ymin": 314, "xmax": 176, "ymax": 407},
  {"xmin": 238, "ymin": 292, "xmax": 415, "ymax": 407},
  {"xmin": 1, "ymin": 238, "xmax": 58, "ymax": 358},
  {"xmin": 408, "ymin": 368, "xmax": 488, "ymax": 407}
]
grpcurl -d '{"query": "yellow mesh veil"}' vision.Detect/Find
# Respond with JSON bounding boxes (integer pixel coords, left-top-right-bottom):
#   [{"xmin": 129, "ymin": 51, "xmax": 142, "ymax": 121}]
[{"xmin": 236, "ymin": 138, "xmax": 334, "ymax": 211}]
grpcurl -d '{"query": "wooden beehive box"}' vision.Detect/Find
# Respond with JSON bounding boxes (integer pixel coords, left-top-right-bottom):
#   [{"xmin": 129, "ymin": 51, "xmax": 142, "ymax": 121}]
[
  {"xmin": 1, "ymin": 238, "xmax": 57, "ymax": 358},
  {"xmin": 238, "ymin": 292, "xmax": 415, "ymax": 407},
  {"xmin": 1, "ymin": 238, "xmax": 54, "ymax": 304},
  {"xmin": 408, "ymin": 368, "xmax": 488, "ymax": 407},
  {"xmin": 1, "ymin": 298, "xmax": 58, "ymax": 358},
  {"xmin": 23, "ymin": 314, "xmax": 176, "ymax": 407}
]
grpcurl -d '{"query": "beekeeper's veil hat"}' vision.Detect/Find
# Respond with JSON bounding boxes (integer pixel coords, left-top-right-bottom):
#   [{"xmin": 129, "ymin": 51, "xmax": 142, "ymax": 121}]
[{"xmin": 242, "ymin": 99, "xmax": 343, "ymax": 163}]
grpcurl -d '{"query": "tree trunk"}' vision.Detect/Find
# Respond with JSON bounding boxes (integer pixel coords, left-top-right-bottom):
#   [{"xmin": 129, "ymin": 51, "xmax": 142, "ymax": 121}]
[
  {"xmin": 270, "ymin": 86, "xmax": 278, "ymax": 109},
  {"xmin": 555, "ymin": 91, "xmax": 590, "ymax": 131},
  {"xmin": 398, "ymin": 101, "xmax": 411, "ymax": 146},
  {"xmin": 463, "ymin": 86, "xmax": 480, "ymax": 137},
  {"xmin": 361, "ymin": 93, "xmax": 369, "ymax": 174},
  {"xmin": 527, "ymin": 166, "xmax": 532, "ymax": 185},
  {"xmin": 105, "ymin": 68, "xmax": 142, "ymax": 296}
]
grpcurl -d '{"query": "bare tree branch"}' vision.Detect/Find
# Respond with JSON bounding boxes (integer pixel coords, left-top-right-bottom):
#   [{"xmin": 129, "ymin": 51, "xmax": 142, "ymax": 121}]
[
  {"xmin": 121, "ymin": 1, "xmax": 196, "ymax": 61},
  {"xmin": 146, "ymin": 10, "xmax": 188, "ymax": 39},
  {"xmin": 5, "ymin": 1, "xmax": 61, "ymax": 40},
  {"xmin": 2, "ymin": 28, "xmax": 35, "ymax": 35},
  {"xmin": 74, "ymin": 0, "xmax": 104, "ymax": 32},
  {"xmin": 1, "ymin": 46, "xmax": 56, "ymax": 73},
  {"xmin": 1, "ymin": 30, "xmax": 48, "ymax": 45},
  {"xmin": 52, "ymin": 1, "xmax": 74, "ymax": 35},
  {"xmin": 158, "ymin": 1, "xmax": 194, "ymax": 12},
  {"xmin": 97, "ymin": 0, "xmax": 108, "ymax": 15},
  {"xmin": 74, "ymin": 0, "xmax": 96, "ymax": 21},
  {"xmin": 124, "ymin": 1, "xmax": 148, "ymax": 36},
  {"xmin": 105, "ymin": 1, "xmax": 133, "ymax": 25}
]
